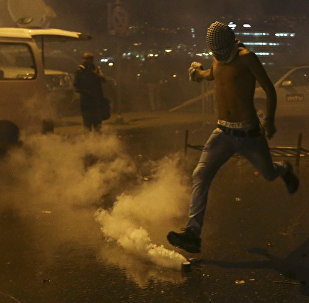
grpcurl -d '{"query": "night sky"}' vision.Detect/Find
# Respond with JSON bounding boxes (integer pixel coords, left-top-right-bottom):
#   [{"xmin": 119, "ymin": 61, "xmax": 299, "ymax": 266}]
[
  {"xmin": 47, "ymin": 0, "xmax": 309, "ymax": 35},
  {"xmin": 2, "ymin": 1, "xmax": 307, "ymax": 31}
]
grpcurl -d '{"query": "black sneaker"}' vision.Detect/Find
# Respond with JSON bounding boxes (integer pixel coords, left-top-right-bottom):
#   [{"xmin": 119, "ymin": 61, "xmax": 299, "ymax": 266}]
[
  {"xmin": 167, "ymin": 228, "xmax": 201, "ymax": 253},
  {"xmin": 282, "ymin": 161, "xmax": 299, "ymax": 194}
]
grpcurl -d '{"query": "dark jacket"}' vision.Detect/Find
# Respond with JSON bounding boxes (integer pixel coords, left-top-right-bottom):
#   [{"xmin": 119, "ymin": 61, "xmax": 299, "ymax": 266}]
[{"xmin": 74, "ymin": 64, "xmax": 104, "ymax": 110}]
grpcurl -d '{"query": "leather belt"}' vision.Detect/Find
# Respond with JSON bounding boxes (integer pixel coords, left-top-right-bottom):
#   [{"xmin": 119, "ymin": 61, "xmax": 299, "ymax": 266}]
[{"xmin": 218, "ymin": 124, "xmax": 261, "ymax": 137}]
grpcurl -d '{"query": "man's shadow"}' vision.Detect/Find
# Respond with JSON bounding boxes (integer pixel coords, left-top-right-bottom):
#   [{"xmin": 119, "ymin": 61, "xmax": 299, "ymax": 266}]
[{"xmin": 200, "ymin": 237, "xmax": 309, "ymax": 296}]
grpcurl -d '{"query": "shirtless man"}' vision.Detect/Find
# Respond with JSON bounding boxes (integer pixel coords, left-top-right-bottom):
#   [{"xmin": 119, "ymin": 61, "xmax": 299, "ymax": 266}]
[{"xmin": 167, "ymin": 21, "xmax": 299, "ymax": 254}]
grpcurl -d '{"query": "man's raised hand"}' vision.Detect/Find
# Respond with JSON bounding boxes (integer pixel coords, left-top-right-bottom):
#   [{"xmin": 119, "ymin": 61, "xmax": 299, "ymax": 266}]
[{"xmin": 189, "ymin": 62, "xmax": 204, "ymax": 82}]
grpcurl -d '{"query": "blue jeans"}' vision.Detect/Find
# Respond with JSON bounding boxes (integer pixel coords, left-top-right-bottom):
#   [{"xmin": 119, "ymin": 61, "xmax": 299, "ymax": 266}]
[{"xmin": 186, "ymin": 127, "xmax": 287, "ymax": 236}]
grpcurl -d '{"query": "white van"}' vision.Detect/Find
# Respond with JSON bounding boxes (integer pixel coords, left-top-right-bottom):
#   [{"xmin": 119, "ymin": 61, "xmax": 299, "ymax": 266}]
[
  {"xmin": 0, "ymin": 28, "xmax": 90, "ymax": 131},
  {"xmin": 255, "ymin": 65, "xmax": 309, "ymax": 118}
]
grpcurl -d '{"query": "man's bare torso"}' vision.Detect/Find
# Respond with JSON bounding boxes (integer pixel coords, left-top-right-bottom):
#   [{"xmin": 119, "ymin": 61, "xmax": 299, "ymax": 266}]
[{"xmin": 213, "ymin": 47, "xmax": 257, "ymax": 122}]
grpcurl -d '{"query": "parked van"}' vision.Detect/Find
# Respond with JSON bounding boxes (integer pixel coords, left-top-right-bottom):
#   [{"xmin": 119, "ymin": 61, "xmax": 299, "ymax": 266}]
[
  {"xmin": 45, "ymin": 69, "xmax": 76, "ymax": 116},
  {"xmin": 0, "ymin": 28, "xmax": 90, "ymax": 132}
]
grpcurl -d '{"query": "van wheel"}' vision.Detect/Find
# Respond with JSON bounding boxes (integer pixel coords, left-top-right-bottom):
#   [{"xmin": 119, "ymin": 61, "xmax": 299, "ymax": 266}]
[
  {"xmin": 0, "ymin": 120, "xmax": 20, "ymax": 154},
  {"xmin": 42, "ymin": 120, "xmax": 54, "ymax": 134}
]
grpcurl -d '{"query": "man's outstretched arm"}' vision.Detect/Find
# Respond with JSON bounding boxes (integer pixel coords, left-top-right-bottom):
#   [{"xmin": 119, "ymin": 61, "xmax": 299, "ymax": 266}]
[{"xmin": 246, "ymin": 52, "xmax": 277, "ymax": 139}]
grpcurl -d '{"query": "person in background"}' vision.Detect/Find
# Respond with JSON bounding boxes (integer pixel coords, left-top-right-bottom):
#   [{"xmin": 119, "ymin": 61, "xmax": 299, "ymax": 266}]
[{"xmin": 74, "ymin": 52, "xmax": 108, "ymax": 132}]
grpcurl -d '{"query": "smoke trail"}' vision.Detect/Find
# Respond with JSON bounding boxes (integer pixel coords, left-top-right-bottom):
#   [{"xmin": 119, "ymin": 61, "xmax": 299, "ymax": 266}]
[
  {"xmin": 1, "ymin": 130, "xmax": 190, "ymax": 275},
  {"xmin": 95, "ymin": 157, "xmax": 190, "ymax": 271},
  {"xmin": 0, "ymin": 131, "xmax": 140, "ymax": 282}
]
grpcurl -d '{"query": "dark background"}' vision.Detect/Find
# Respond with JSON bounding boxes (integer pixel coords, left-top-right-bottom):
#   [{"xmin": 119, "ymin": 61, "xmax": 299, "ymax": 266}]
[{"xmin": 48, "ymin": 0, "xmax": 309, "ymax": 34}]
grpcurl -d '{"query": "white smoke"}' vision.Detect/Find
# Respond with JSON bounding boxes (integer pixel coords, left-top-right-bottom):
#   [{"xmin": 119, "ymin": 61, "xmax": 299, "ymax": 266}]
[
  {"xmin": 0, "ymin": 130, "xmax": 137, "ymax": 250},
  {"xmin": 1, "ymin": 132, "xmax": 135, "ymax": 212},
  {"xmin": 95, "ymin": 157, "xmax": 190, "ymax": 271},
  {"xmin": 1, "ymin": 131, "xmax": 190, "ymax": 283}
]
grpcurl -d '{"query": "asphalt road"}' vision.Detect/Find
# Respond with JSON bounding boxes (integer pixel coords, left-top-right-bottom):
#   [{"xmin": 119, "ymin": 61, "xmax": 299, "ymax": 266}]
[{"xmin": 0, "ymin": 114, "xmax": 308, "ymax": 303}]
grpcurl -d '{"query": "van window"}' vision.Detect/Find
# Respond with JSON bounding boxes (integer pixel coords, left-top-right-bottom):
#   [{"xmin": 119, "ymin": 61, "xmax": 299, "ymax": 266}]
[{"xmin": 0, "ymin": 43, "xmax": 36, "ymax": 80}]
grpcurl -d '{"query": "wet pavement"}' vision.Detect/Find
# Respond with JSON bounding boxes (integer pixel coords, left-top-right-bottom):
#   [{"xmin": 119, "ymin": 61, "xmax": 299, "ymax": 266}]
[{"xmin": 1, "ymin": 114, "xmax": 309, "ymax": 303}]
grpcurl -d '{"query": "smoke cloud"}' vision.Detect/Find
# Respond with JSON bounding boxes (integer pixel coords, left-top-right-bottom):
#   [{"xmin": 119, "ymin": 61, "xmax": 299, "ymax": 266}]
[
  {"xmin": 1, "ymin": 132, "xmax": 135, "ymax": 211},
  {"xmin": 0, "ymin": 130, "xmax": 137, "ymax": 253},
  {"xmin": 1, "ymin": 131, "xmax": 190, "ymax": 284},
  {"xmin": 95, "ymin": 156, "xmax": 190, "ymax": 271}
]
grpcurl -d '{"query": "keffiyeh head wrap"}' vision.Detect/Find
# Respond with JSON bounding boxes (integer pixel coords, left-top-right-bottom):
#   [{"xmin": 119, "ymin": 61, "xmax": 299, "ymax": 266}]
[{"xmin": 206, "ymin": 21, "xmax": 238, "ymax": 63}]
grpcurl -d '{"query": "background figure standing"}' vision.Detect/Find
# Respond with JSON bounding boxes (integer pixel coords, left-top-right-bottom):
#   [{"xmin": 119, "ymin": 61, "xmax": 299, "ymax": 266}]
[{"xmin": 74, "ymin": 52, "xmax": 108, "ymax": 132}]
